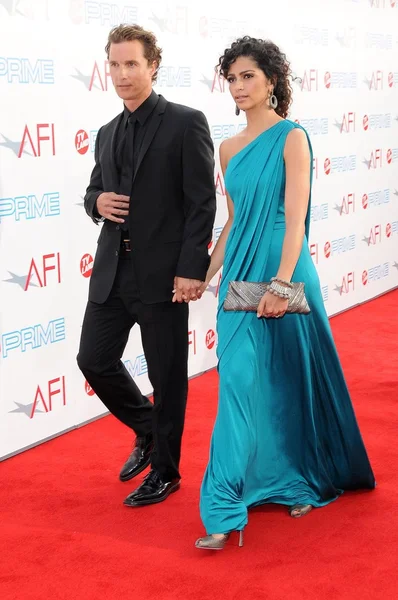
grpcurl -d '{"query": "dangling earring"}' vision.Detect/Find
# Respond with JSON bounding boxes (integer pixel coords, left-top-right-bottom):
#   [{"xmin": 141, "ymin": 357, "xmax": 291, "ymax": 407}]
[
  {"xmin": 269, "ymin": 92, "xmax": 278, "ymax": 109},
  {"xmin": 235, "ymin": 104, "xmax": 240, "ymax": 116}
]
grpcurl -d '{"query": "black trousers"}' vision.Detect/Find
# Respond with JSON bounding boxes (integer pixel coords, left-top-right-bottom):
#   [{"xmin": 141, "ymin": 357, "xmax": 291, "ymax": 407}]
[{"xmin": 77, "ymin": 254, "xmax": 189, "ymax": 481}]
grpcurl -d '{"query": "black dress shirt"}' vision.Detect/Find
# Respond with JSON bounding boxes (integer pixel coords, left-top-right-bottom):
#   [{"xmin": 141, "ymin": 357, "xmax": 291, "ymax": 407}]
[{"xmin": 115, "ymin": 90, "xmax": 159, "ymax": 184}]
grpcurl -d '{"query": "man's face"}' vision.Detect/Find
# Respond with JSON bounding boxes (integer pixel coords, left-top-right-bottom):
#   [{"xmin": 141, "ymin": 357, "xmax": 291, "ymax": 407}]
[{"xmin": 108, "ymin": 40, "xmax": 156, "ymax": 102}]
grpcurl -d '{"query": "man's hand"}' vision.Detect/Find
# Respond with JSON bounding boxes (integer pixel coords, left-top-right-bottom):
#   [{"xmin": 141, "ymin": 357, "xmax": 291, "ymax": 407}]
[
  {"xmin": 96, "ymin": 192, "xmax": 130, "ymax": 223},
  {"xmin": 172, "ymin": 277, "xmax": 203, "ymax": 303}
]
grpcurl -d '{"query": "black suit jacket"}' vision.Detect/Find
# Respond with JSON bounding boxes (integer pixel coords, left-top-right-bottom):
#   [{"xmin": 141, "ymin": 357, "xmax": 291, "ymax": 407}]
[{"xmin": 84, "ymin": 95, "xmax": 216, "ymax": 304}]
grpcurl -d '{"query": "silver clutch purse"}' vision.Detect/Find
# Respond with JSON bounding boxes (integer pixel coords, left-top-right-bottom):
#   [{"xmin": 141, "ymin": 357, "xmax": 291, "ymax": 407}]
[{"xmin": 223, "ymin": 281, "xmax": 310, "ymax": 314}]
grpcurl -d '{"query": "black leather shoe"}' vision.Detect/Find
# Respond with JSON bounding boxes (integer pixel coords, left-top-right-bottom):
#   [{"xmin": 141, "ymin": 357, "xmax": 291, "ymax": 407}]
[
  {"xmin": 123, "ymin": 470, "xmax": 180, "ymax": 506},
  {"xmin": 119, "ymin": 434, "xmax": 153, "ymax": 482}
]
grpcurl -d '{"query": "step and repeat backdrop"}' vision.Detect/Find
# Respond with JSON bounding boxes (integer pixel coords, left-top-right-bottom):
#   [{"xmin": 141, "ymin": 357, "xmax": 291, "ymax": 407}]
[{"xmin": 0, "ymin": 0, "xmax": 397, "ymax": 459}]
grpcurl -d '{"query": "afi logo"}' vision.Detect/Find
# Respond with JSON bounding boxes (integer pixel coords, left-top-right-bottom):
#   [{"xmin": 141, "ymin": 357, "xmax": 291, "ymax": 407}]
[
  {"xmin": 188, "ymin": 330, "xmax": 197, "ymax": 354},
  {"xmin": 30, "ymin": 376, "xmax": 66, "ymax": 419},
  {"xmin": 75, "ymin": 130, "xmax": 89, "ymax": 154},
  {"xmin": 205, "ymin": 330, "xmax": 216, "ymax": 350},
  {"xmin": 80, "ymin": 254, "xmax": 94, "ymax": 278},
  {"xmin": 310, "ymin": 243, "xmax": 319, "ymax": 264},
  {"xmin": 337, "ymin": 113, "xmax": 355, "ymax": 132},
  {"xmin": 85, "ymin": 381, "xmax": 95, "ymax": 396},
  {"xmin": 215, "ymin": 171, "xmax": 225, "ymax": 196},
  {"xmin": 364, "ymin": 149, "xmax": 382, "ymax": 169},
  {"xmin": 335, "ymin": 273, "xmax": 355, "ymax": 295},
  {"xmin": 363, "ymin": 225, "xmax": 382, "ymax": 245},
  {"xmin": 201, "ymin": 70, "xmax": 226, "ymax": 93},
  {"xmin": 336, "ymin": 193, "xmax": 355, "ymax": 215},
  {"xmin": 365, "ymin": 71, "xmax": 383, "ymax": 90},
  {"xmin": 301, "ymin": 70, "xmax": 318, "ymax": 91},
  {"xmin": 25, "ymin": 253, "xmax": 61, "ymax": 290},
  {"xmin": 89, "ymin": 61, "xmax": 111, "ymax": 91},
  {"xmin": 19, "ymin": 123, "xmax": 56, "ymax": 158}
]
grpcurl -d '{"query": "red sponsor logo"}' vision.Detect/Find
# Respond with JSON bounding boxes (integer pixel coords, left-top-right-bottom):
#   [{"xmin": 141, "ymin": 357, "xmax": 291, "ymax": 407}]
[
  {"xmin": 205, "ymin": 329, "xmax": 216, "ymax": 350},
  {"xmin": 388, "ymin": 72, "xmax": 394, "ymax": 87},
  {"xmin": 324, "ymin": 71, "xmax": 331, "ymax": 88},
  {"xmin": 19, "ymin": 123, "xmax": 56, "ymax": 158},
  {"xmin": 362, "ymin": 193, "xmax": 368, "ymax": 209},
  {"xmin": 25, "ymin": 253, "xmax": 61, "ymax": 290},
  {"xmin": 363, "ymin": 115, "xmax": 369, "ymax": 130},
  {"xmin": 80, "ymin": 253, "xmax": 94, "ymax": 278},
  {"xmin": 362, "ymin": 270, "xmax": 368, "ymax": 286},
  {"xmin": 188, "ymin": 330, "xmax": 197, "ymax": 355},
  {"xmin": 340, "ymin": 112, "xmax": 355, "ymax": 133},
  {"xmin": 30, "ymin": 376, "xmax": 66, "ymax": 418},
  {"xmin": 75, "ymin": 129, "xmax": 89, "ymax": 154},
  {"xmin": 301, "ymin": 69, "xmax": 318, "ymax": 91},
  {"xmin": 386, "ymin": 223, "xmax": 392, "ymax": 238},
  {"xmin": 324, "ymin": 158, "xmax": 331, "ymax": 175},
  {"xmin": 85, "ymin": 381, "xmax": 95, "ymax": 396},
  {"xmin": 324, "ymin": 241, "xmax": 331, "ymax": 258},
  {"xmin": 386, "ymin": 149, "xmax": 392, "ymax": 164},
  {"xmin": 310, "ymin": 243, "xmax": 318, "ymax": 264}
]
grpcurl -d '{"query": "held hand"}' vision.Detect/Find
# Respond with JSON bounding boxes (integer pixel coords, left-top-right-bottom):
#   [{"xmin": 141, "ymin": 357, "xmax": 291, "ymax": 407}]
[
  {"xmin": 97, "ymin": 192, "xmax": 130, "ymax": 223},
  {"xmin": 257, "ymin": 291, "xmax": 288, "ymax": 319},
  {"xmin": 172, "ymin": 277, "xmax": 204, "ymax": 303}
]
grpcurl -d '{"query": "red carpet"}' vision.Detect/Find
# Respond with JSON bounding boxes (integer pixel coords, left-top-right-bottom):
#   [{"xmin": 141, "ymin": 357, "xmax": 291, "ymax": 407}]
[{"xmin": 1, "ymin": 291, "xmax": 397, "ymax": 600}]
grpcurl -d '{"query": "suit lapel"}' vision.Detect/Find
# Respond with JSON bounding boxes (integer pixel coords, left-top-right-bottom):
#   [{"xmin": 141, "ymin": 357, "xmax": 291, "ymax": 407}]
[{"xmin": 133, "ymin": 95, "xmax": 167, "ymax": 182}]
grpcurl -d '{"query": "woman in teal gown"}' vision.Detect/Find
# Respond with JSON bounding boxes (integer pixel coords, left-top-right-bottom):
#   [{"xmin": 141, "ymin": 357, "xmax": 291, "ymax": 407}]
[{"xmin": 195, "ymin": 37, "xmax": 375, "ymax": 550}]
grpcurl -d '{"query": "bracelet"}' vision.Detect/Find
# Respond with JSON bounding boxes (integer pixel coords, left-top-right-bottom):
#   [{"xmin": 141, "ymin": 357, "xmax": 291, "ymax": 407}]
[
  {"xmin": 269, "ymin": 280, "xmax": 291, "ymax": 299},
  {"xmin": 270, "ymin": 276, "xmax": 293, "ymax": 289}
]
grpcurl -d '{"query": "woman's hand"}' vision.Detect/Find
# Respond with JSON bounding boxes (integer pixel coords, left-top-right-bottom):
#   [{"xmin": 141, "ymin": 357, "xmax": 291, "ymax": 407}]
[{"xmin": 257, "ymin": 291, "xmax": 288, "ymax": 319}]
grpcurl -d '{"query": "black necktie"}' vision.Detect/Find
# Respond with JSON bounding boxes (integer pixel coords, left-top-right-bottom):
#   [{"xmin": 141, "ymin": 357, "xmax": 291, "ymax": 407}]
[{"xmin": 119, "ymin": 114, "xmax": 136, "ymax": 230}]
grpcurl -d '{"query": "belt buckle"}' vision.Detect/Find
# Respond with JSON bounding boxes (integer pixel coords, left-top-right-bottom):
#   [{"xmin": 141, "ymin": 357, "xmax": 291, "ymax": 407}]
[{"xmin": 121, "ymin": 237, "xmax": 131, "ymax": 252}]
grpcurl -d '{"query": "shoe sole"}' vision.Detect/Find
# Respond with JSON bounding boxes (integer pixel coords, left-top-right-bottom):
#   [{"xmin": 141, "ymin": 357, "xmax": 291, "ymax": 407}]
[
  {"xmin": 123, "ymin": 482, "xmax": 180, "ymax": 507},
  {"xmin": 119, "ymin": 456, "xmax": 152, "ymax": 482}
]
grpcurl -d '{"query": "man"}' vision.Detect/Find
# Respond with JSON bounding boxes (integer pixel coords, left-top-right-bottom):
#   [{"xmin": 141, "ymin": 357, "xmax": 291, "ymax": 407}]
[{"xmin": 77, "ymin": 24, "xmax": 216, "ymax": 507}]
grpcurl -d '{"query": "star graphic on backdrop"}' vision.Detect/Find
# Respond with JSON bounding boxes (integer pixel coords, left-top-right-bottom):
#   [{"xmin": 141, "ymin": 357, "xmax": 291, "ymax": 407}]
[
  {"xmin": 395, "ymin": 115, "xmax": 398, "ymax": 123},
  {"xmin": 0, "ymin": 134, "xmax": 31, "ymax": 157},
  {"xmin": 149, "ymin": 13, "xmax": 167, "ymax": 32},
  {"xmin": 393, "ymin": 261, "xmax": 398, "ymax": 270},
  {"xmin": 362, "ymin": 157, "xmax": 372, "ymax": 169},
  {"xmin": 362, "ymin": 235, "xmax": 371, "ymax": 245},
  {"xmin": 206, "ymin": 284, "xmax": 219, "ymax": 298},
  {"xmin": 334, "ymin": 284, "xmax": 343, "ymax": 295},
  {"xmin": 394, "ymin": 189, "xmax": 398, "ymax": 197},
  {"xmin": 76, "ymin": 195, "xmax": 84, "ymax": 207},
  {"xmin": 70, "ymin": 68, "xmax": 99, "ymax": 90},
  {"xmin": 363, "ymin": 76, "xmax": 372, "ymax": 89},
  {"xmin": 199, "ymin": 75, "xmax": 213, "ymax": 91},
  {"xmin": 9, "ymin": 402, "xmax": 44, "ymax": 417},
  {"xmin": 333, "ymin": 203, "xmax": 343, "ymax": 214},
  {"xmin": 0, "ymin": 0, "xmax": 23, "ymax": 15},
  {"xmin": 334, "ymin": 119, "xmax": 343, "ymax": 131},
  {"xmin": 3, "ymin": 271, "xmax": 38, "ymax": 290}
]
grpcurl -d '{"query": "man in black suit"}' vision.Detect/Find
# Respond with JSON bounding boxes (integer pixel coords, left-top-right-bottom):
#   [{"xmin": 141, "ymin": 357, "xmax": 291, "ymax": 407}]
[{"xmin": 77, "ymin": 24, "xmax": 216, "ymax": 507}]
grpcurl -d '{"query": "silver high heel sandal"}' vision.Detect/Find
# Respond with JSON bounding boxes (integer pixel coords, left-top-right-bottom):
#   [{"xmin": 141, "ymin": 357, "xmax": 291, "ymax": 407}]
[
  {"xmin": 195, "ymin": 530, "xmax": 244, "ymax": 550},
  {"xmin": 289, "ymin": 504, "xmax": 313, "ymax": 518}
]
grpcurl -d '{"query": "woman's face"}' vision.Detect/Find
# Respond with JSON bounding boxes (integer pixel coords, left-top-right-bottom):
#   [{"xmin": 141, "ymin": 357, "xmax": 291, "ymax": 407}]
[{"xmin": 226, "ymin": 55, "xmax": 273, "ymax": 112}]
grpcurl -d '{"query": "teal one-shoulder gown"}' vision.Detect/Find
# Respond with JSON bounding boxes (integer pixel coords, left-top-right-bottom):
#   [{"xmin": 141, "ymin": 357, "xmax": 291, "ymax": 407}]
[{"xmin": 199, "ymin": 120, "xmax": 375, "ymax": 535}]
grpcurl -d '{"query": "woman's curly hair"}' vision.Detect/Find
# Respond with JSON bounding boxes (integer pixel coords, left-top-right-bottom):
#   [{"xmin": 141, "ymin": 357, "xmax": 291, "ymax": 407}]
[{"xmin": 217, "ymin": 36, "xmax": 293, "ymax": 119}]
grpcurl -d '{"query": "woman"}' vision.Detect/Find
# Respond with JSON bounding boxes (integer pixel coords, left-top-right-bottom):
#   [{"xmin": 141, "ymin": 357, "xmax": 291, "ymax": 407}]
[{"xmin": 195, "ymin": 37, "xmax": 375, "ymax": 550}]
